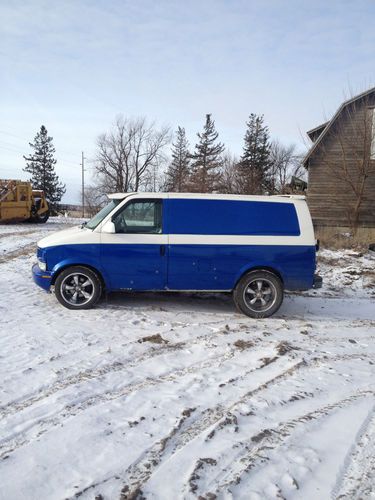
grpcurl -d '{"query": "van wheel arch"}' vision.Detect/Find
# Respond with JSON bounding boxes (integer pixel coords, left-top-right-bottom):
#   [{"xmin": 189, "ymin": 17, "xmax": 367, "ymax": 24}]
[
  {"xmin": 234, "ymin": 266, "xmax": 284, "ymax": 290},
  {"xmin": 52, "ymin": 264, "xmax": 106, "ymax": 292}
]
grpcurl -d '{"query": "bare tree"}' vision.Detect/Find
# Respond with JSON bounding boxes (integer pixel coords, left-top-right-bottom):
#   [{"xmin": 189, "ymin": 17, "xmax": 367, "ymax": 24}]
[
  {"xmin": 316, "ymin": 96, "xmax": 375, "ymax": 230},
  {"xmin": 216, "ymin": 152, "xmax": 242, "ymax": 194},
  {"xmin": 94, "ymin": 116, "xmax": 171, "ymax": 195},
  {"xmin": 268, "ymin": 141, "xmax": 304, "ymax": 194},
  {"xmin": 82, "ymin": 185, "xmax": 107, "ymax": 217},
  {"xmin": 142, "ymin": 162, "xmax": 166, "ymax": 192}
]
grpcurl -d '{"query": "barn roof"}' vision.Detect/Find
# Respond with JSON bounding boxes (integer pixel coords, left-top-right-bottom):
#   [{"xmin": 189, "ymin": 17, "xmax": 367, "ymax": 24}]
[
  {"xmin": 303, "ymin": 87, "xmax": 375, "ymax": 168},
  {"xmin": 306, "ymin": 121, "xmax": 329, "ymax": 142}
]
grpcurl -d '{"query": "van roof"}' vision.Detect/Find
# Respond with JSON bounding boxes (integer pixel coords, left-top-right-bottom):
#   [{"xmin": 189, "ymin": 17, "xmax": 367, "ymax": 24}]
[{"xmin": 107, "ymin": 192, "xmax": 306, "ymax": 203}]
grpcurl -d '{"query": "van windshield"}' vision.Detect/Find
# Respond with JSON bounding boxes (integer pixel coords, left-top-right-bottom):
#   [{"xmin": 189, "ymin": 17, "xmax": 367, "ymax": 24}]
[{"xmin": 85, "ymin": 199, "xmax": 122, "ymax": 230}]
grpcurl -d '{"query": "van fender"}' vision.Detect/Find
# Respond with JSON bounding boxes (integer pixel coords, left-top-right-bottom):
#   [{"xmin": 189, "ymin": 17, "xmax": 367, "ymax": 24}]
[
  {"xmin": 233, "ymin": 262, "xmax": 285, "ymax": 289},
  {"xmin": 51, "ymin": 258, "xmax": 110, "ymax": 289}
]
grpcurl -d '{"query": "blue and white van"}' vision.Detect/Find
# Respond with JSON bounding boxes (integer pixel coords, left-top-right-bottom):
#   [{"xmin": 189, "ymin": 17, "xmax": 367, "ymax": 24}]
[{"xmin": 32, "ymin": 193, "xmax": 322, "ymax": 318}]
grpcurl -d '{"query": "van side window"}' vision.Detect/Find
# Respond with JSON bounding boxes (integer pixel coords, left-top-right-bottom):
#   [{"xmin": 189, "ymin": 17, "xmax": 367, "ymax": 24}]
[{"xmin": 113, "ymin": 200, "xmax": 162, "ymax": 234}]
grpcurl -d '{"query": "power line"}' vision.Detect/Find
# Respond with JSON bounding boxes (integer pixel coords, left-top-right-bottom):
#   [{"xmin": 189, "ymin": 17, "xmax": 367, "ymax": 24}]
[
  {"xmin": 0, "ymin": 130, "xmax": 85, "ymax": 161},
  {"xmin": 0, "ymin": 139, "xmax": 26, "ymax": 149},
  {"xmin": 0, "ymin": 144, "xmax": 24, "ymax": 154},
  {"xmin": 0, "ymin": 144, "xmax": 82, "ymax": 168},
  {"xmin": 0, "ymin": 130, "xmax": 26, "ymax": 140}
]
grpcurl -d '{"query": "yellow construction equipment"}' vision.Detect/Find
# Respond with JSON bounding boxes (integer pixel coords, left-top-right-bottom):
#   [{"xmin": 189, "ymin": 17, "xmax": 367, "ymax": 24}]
[{"xmin": 0, "ymin": 180, "xmax": 49, "ymax": 223}]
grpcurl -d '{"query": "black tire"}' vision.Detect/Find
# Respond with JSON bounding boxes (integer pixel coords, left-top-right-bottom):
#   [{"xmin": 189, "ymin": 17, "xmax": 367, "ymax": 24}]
[
  {"xmin": 54, "ymin": 266, "xmax": 102, "ymax": 310},
  {"xmin": 233, "ymin": 270, "xmax": 283, "ymax": 318},
  {"xmin": 35, "ymin": 210, "xmax": 50, "ymax": 223},
  {"xmin": 29, "ymin": 202, "xmax": 49, "ymax": 223}
]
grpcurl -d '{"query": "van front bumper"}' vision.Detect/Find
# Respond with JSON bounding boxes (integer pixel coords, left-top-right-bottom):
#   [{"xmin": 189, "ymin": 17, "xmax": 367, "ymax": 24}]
[
  {"xmin": 313, "ymin": 274, "xmax": 323, "ymax": 289},
  {"xmin": 32, "ymin": 264, "xmax": 53, "ymax": 291}
]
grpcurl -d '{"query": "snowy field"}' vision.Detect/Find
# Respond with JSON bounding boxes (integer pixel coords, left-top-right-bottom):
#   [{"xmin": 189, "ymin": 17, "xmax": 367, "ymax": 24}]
[{"xmin": 0, "ymin": 218, "xmax": 374, "ymax": 500}]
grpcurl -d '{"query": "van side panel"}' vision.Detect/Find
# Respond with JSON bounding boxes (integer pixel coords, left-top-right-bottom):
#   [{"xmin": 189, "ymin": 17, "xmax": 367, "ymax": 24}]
[
  {"xmin": 164, "ymin": 198, "xmax": 316, "ymax": 291},
  {"xmin": 166, "ymin": 244, "xmax": 315, "ymax": 291}
]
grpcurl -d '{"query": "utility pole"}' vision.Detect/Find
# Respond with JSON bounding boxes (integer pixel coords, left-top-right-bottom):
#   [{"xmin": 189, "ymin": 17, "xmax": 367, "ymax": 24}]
[{"xmin": 81, "ymin": 151, "xmax": 85, "ymax": 218}]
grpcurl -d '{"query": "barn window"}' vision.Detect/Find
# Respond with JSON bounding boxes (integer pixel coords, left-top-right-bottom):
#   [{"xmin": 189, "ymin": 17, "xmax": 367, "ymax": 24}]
[{"xmin": 371, "ymin": 108, "xmax": 375, "ymax": 160}]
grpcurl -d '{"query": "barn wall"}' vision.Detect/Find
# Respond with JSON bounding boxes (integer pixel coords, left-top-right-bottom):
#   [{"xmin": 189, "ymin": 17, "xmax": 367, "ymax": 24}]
[{"xmin": 307, "ymin": 94, "xmax": 375, "ymax": 229}]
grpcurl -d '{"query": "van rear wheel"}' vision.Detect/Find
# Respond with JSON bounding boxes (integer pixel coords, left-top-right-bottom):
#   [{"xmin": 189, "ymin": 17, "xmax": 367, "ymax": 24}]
[
  {"xmin": 233, "ymin": 270, "xmax": 283, "ymax": 318},
  {"xmin": 55, "ymin": 266, "xmax": 102, "ymax": 310}
]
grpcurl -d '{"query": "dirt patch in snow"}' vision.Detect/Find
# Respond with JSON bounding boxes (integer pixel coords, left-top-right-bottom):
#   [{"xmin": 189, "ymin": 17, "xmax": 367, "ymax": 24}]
[
  {"xmin": 234, "ymin": 339, "xmax": 254, "ymax": 350},
  {"xmin": 138, "ymin": 334, "xmax": 169, "ymax": 344},
  {"xmin": 276, "ymin": 341, "xmax": 300, "ymax": 356}
]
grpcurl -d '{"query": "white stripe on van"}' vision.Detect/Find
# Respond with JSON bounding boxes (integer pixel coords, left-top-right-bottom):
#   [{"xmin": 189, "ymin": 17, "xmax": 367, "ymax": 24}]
[
  {"xmin": 100, "ymin": 233, "xmax": 314, "ymax": 246},
  {"xmin": 168, "ymin": 234, "xmax": 314, "ymax": 246},
  {"xmin": 39, "ymin": 232, "xmax": 315, "ymax": 249}
]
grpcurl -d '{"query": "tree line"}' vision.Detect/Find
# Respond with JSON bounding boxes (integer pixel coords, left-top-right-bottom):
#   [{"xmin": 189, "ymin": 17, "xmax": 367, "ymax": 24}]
[
  {"xmin": 21, "ymin": 114, "xmax": 304, "ymax": 215},
  {"xmin": 21, "ymin": 95, "xmax": 375, "ymax": 234},
  {"xmin": 86, "ymin": 113, "xmax": 304, "ymax": 213}
]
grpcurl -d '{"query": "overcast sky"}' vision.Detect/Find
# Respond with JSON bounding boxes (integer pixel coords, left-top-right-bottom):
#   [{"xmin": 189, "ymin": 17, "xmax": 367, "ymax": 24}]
[{"xmin": 1, "ymin": 0, "xmax": 374, "ymax": 203}]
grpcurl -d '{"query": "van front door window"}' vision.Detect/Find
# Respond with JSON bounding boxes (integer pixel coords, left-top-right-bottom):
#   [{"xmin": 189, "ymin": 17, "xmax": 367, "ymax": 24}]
[{"xmin": 113, "ymin": 200, "xmax": 162, "ymax": 234}]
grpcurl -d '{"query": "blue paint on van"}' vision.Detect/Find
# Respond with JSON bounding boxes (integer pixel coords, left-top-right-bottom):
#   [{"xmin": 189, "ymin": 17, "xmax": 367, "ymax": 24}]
[
  {"xmin": 32, "ymin": 263, "xmax": 53, "ymax": 291},
  {"xmin": 164, "ymin": 199, "xmax": 301, "ymax": 236},
  {"xmin": 166, "ymin": 244, "xmax": 315, "ymax": 291},
  {"xmin": 36, "ymin": 242, "xmax": 315, "ymax": 292}
]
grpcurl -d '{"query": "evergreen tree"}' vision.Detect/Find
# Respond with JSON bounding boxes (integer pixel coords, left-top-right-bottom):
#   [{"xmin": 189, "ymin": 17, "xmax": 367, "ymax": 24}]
[
  {"xmin": 190, "ymin": 114, "xmax": 225, "ymax": 192},
  {"xmin": 238, "ymin": 114, "xmax": 271, "ymax": 194},
  {"xmin": 164, "ymin": 126, "xmax": 190, "ymax": 191},
  {"xmin": 23, "ymin": 125, "xmax": 66, "ymax": 211}
]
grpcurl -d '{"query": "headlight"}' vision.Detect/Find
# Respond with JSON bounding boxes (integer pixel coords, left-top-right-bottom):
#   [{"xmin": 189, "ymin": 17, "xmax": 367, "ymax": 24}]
[{"xmin": 38, "ymin": 259, "xmax": 47, "ymax": 271}]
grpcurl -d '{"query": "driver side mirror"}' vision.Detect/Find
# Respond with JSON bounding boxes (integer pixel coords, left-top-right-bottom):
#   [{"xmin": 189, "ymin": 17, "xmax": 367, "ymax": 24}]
[{"xmin": 101, "ymin": 220, "xmax": 116, "ymax": 234}]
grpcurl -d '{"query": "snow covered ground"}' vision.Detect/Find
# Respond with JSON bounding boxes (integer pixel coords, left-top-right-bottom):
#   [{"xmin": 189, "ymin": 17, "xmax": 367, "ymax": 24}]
[{"xmin": 0, "ymin": 218, "xmax": 374, "ymax": 500}]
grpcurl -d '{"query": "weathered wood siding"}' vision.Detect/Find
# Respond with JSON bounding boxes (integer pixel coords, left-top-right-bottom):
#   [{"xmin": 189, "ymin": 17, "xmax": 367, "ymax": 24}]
[{"xmin": 307, "ymin": 93, "xmax": 375, "ymax": 228}]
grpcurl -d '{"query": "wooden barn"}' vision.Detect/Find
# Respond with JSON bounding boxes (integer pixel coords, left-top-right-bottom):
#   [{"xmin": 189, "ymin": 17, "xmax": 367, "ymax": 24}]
[{"xmin": 304, "ymin": 87, "xmax": 375, "ymax": 241}]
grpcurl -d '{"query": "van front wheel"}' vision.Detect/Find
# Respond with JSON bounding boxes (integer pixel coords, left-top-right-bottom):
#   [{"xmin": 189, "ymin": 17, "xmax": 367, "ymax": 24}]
[
  {"xmin": 55, "ymin": 266, "xmax": 102, "ymax": 310},
  {"xmin": 233, "ymin": 270, "xmax": 283, "ymax": 318}
]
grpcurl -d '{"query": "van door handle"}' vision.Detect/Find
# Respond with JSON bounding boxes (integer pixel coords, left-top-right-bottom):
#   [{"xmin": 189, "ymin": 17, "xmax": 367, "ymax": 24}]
[{"xmin": 160, "ymin": 245, "xmax": 166, "ymax": 256}]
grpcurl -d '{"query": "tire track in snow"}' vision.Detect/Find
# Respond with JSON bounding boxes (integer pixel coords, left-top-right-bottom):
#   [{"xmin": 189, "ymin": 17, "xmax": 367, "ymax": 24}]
[
  {"xmin": 0, "ymin": 285, "xmax": 371, "ymax": 466},
  {"xmin": 0, "ymin": 344, "xmax": 244, "ymax": 460},
  {"xmin": 0, "ymin": 242, "xmax": 36, "ymax": 262},
  {"xmin": 2, "ymin": 307, "xmax": 368, "ymax": 426},
  {"xmin": 59, "ymin": 357, "xmax": 305, "ymax": 499},
  {"xmin": 333, "ymin": 403, "xmax": 375, "ymax": 499},
  {"xmin": 0, "ymin": 320, "xmax": 251, "ymax": 419},
  {"xmin": 117, "ymin": 354, "xmax": 374, "ymax": 499},
  {"xmin": 0, "ymin": 341, "xmax": 187, "ymax": 419},
  {"xmin": 197, "ymin": 390, "xmax": 374, "ymax": 497},
  {"xmin": 107, "ymin": 359, "xmax": 307, "ymax": 499}
]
